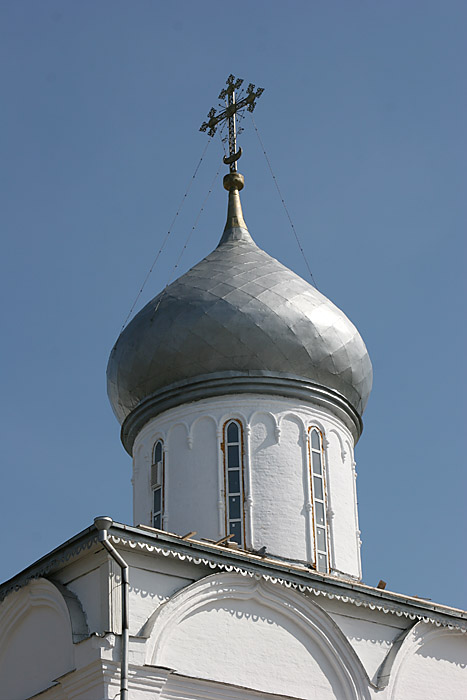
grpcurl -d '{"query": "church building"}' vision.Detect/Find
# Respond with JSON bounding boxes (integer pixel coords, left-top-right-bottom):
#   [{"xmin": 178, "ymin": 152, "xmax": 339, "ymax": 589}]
[{"xmin": 1, "ymin": 78, "xmax": 465, "ymax": 700}]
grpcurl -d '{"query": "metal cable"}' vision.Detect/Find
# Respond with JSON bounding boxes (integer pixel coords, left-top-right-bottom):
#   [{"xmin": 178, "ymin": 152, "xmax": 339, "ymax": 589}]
[
  {"xmin": 120, "ymin": 138, "xmax": 212, "ymax": 332},
  {"xmin": 149, "ymin": 163, "xmax": 222, "ymax": 322},
  {"xmin": 250, "ymin": 114, "xmax": 319, "ymax": 289}
]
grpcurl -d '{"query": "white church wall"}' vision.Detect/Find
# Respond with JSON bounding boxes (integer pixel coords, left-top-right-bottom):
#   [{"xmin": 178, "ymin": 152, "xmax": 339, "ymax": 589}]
[
  {"xmin": 133, "ymin": 393, "xmax": 361, "ymax": 578},
  {"xmin": 129, "ymin": 565, "xmax": 194, "ymax": 636},
  {"xmin": 324, "ymin": 602, "xmax": 410, "ymax": 685},
  {"xmin": 387, "ymin": 622, "xmax": 467, "ymax": 700},
  {"xmin": 0, "ymin": 578, "xmax": 74, "ymax": 700},
  {"xmin": 133, "ymin": 441, "xmax": 151, "ymax": 527},
  {"xmin": 166, "ymin": 416, "xmax": 219, "ymax": 540},
  {"xmin": 250, "ymin": 411, "xmax": 309, "ymax": 561},
  {"xmin": 55, "ymin": 545, "xmax": 116, "ymax": 635},
  {"xmin": 63, "ymin": 565, "xmax": 102, "ymax": 634},
  {"xmin": 1, "ymin": 542, "xmax": 465, "ymax": 700},
  {"xmin": 160, "ymin": 672, "xmax": 298, "ymax": 700},
  {"xmin": 144, "ymin": 572, "xmax": 369, "ymax": 700},
  {"xmin": 58, "ymin": 553, "xmax": 123, "ymax": 635},
  {"xmin": 160, "ymin": 606, "xmax": 344, "ymax": 699},
  {"xmin": 326, "ymin": 432, "xmax": 360, "ymax": 578}
]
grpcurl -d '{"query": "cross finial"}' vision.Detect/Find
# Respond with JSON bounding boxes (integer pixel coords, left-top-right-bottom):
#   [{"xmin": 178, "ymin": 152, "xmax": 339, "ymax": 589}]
[{"xmin": 200, "ymin": 75, "xmax": 264, "ymax": 172}]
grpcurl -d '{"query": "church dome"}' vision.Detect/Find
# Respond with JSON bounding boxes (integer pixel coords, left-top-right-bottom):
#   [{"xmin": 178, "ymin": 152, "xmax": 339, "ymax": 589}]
[{"xmin": 107, "ymin": 177, "xmax": 372, "ymax": 450}]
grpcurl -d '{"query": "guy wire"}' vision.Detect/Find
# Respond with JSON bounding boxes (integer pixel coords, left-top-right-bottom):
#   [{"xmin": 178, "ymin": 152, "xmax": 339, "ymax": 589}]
[
  {"xmin": 120, "ymin": 138, "xmax": 212, "ymax": 333},
  {"xmin": 149, "ymin": 161, "xmax": 222, "ymax": 323},
  {"xmin": 250, "ymin": 114, "xmax": 319, "ymax": 289}
]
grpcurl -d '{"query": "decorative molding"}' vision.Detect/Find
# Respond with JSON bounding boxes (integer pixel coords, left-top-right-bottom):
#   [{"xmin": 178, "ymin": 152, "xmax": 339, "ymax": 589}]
[
  {"xmin": 121, "ymin": 372, "xmax": 363, "ymax": 455},
  {"xmin": 162, "ymin": 669, "xmax": 296, "ymax": 700},
  {"xmin": 48, "ymin": 579, "xmax": 89, "ymax": 643},
  {"xmin": 328, "ymin": 428, "xmax": 347, "ymax": 462},
  {"xmin": 188, "ymin": 414, "xmax": 218, "ymax": 450},
  {"xmin": 0, "ymin": 578, "xmax": 76, "ymax": 668},
  {"xmin": 219, "ymin": 410, "xmax": 248, "ymax": 432},
  {"xmin": 0, "ymin": 535, "xmax": 99, "ymax": 604},
  {"xmin": 107, "ymin": 535, "xmax": 467, "ymax": 634},
  {"xmin": 384, "ymin": 621, "xmax": 467, "ymax": 698},
  {"xmin": 376, "ymin": 625, "xmax": 415, "ymax": 690},
  {"xmin": 274, "ymin": 426, "xmax": 281, "ymax": 444},
  {"xmin": 142, "ymin": 572, "xmax": 371, "ymax": 699},
  {"xmin": 243, "ymin": 419, "xmax": 254, "ymax": 549}
]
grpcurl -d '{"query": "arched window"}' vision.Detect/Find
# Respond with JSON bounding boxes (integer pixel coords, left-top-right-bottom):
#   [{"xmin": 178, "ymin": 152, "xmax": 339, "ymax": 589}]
[
  {"xmin": 151, "ymin": 440, "xmax": 164, "ymax": 529},
  {"xmin": 223, "ymin": 420, "xmax": 244, "ymax": 547},
  {"xmin": 309, "ymin": 427, "xmax": 329, "ymax": 573}
]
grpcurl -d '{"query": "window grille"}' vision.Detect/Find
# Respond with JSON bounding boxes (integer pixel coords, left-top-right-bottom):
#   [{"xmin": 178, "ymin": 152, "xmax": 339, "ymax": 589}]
[
  {"xmin": 309, "ymin": 427, "xmax": 329, "ymax": 573},
  {"xmin": 152, "ymin": 440, "xmax": 164, "ymax": 529},
  {"xmin": 224, "ymin": 420, "xmax": 244, "ymax": 546}
]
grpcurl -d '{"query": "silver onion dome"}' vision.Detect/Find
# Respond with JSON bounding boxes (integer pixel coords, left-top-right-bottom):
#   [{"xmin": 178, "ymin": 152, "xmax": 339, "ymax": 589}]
[{"xmin": 107, "ymin": 172, "xmax": 372, "ymax": 453}]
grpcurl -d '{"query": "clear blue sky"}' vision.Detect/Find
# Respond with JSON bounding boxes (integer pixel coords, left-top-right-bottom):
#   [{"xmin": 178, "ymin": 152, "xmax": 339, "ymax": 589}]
[{"xmin": 1, "ymin": 1, "xmax": 466, "ymax": 609}]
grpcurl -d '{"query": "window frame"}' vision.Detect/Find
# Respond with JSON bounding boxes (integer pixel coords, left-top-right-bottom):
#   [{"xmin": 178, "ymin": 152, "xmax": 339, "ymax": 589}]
[
  {"xmin": 222, "ymin": 419, "xmax": 245, "ymax": 547},
  {"xmin": 308, "ymin": 426, "xmax": 330, "ymax": 573},
  {"xmin": 151, "ymin": 439, "xmax": 165, "ymax": 530}
]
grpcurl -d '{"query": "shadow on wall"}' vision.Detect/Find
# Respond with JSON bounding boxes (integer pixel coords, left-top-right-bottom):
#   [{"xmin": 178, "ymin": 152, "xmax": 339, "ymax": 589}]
[{"xmin": 141, "ymin": 572, "xmax": 370, "ymax": 700}]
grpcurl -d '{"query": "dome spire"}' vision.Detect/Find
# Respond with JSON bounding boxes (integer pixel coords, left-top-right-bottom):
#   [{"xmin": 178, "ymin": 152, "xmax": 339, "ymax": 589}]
[
  {"xmin": 217, "ymin": 170, "xmax": 251, "ymax": 245},
  {"xmin": 199, "ymin": 74, "xmax": 264, "ymax": 245}
]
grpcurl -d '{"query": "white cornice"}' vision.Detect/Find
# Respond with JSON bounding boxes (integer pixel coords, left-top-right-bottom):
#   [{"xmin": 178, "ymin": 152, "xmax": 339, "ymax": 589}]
[
  {"xmin": 1, "ymin": 523, "xmax": 465, "ymax": 634},
  {"xmin": 109, "ymin": 533, "xmax": 467, "ymax": 633}
]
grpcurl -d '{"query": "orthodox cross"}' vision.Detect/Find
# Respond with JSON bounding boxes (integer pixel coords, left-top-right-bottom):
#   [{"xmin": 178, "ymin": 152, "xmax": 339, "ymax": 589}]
[{"xmin": 200, "ymin": 74, "xmax": 264, "ymax": 172}]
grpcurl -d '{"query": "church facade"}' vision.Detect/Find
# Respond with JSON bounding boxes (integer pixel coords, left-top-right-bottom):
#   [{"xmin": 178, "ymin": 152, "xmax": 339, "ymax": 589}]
[{"xmin": 1, "ymin": 82, "xmax": 466, "ymax": 698}]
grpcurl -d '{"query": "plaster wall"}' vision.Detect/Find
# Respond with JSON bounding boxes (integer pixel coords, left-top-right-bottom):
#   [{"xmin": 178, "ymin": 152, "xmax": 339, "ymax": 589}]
[
  {"xmin": 145, "ymin": 573, "xmax": 365, "ymax": 699},
  {"xmin": 250, "ymin": 412, "xmax": 308, "ymax": 561},
  {"xmin": 322, "ymin": 597, "xmax": 409, "ymax": 684},
  {"xmin": 0, "ymin": 579, "xmax": 74, "ymax": 700},
  {"xmin": 388, "ymin": 625, "xmax": 467, "ymax": 700},
  {"xmin": 64, "ymin": 566, "xmax": 102, "ymax": 634},
  {"xmin": 133, "ymin": 394, "xmax": 361, "ymax": 578},
  {"xmin": 330, "ymin": 613, "xmax": 404, "ymax": 684},
  {"xmin": 129, "ymin": 565, "xmax": 194, "ymax": 636},
  {"xmin": 166, "ymin": 417, "xmax": 219, "ymax": 539},
  {"xmin": 1, "ymin": 558, "xmax": 466, "ymax": 700},
  {"xmin": 158, "ymin": 599, "xmax": 345, "ymax": 698}
]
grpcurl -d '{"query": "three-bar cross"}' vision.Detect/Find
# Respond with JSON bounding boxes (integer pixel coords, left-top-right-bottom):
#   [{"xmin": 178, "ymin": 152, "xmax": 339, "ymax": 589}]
[{"xmin": 200, "ymin": 74, "xmax": 264, "ymax": 172}]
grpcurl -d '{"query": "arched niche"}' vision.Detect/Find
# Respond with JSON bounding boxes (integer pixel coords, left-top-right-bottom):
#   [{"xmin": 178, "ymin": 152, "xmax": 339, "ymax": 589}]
[
  {"xmin": 250, "ymin": 410, "xmax": 278, "ymax": 449},
  {"xmin": 386, "ymin": 621, "xmax": 467, "ymax": 699},
  {"xmin": 166, "ymin": 415, "xmax": 218, "ymax": 539},
  {"xmin": 142, "ymin": 572, "xmax": 369, "ymax": 700},
  {"xmin": 0, "ymin": 578, "xmax": 77, "ymax": 700}
]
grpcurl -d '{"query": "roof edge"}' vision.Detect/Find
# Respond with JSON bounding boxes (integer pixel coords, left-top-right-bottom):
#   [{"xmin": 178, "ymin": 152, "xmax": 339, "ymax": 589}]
[{"xmin": 1, "ymin": 520, "xmax": 465, "ymax": 631}]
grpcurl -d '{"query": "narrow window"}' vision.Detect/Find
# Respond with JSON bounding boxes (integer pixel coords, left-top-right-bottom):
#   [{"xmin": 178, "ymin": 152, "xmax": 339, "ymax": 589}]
[
  {"xmin": 309, "ymin": 428, "xmax": 329, "ymax": 573},
  {"xmin": 151, "ymin": 440, "xmax": 164, "ymax": 529},
  {"xmin": 224, "ymin": 420, "xmax": 244, "ymax": 547}
]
